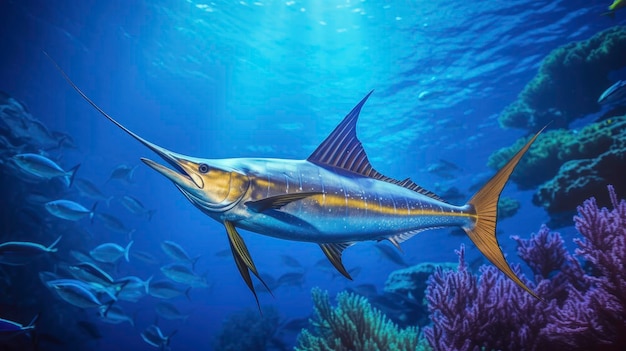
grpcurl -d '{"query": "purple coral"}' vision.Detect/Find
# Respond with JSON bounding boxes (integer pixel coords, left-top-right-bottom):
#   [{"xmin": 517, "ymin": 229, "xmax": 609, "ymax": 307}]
[
  {"xmin": 425, "ymin": 185, "xmax": 626, "ymax": 351},
  {"xmin": 543, "ymin": 185, "xmax": 626, "ymax": 350},
  {"xmin": 424, "ymin": 245, "xmax": 554, "ymax": 351}
]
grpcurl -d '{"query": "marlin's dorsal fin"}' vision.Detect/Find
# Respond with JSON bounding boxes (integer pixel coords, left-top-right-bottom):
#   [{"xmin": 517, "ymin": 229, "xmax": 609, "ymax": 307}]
[
  {"xmin": 224, "ymin": 221, "xmax": 273, "ymax": 311},
  {"xmin": 307, "ymin": 91, "xmax": 443, "ymax": 201},
  {"xmin": 319, "ymin": 242, "xmax": 355, "ymax": 279},
  {"xmin": 245, "ymin": 192, "xmax": 323, "ymax": 213}
]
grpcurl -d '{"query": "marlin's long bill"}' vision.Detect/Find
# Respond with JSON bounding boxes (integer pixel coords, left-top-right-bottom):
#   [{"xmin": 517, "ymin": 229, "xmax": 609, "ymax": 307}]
[
  {"xmin": 50, "ymin": 54, "xmax": 544, "ymax": 304},
  {"xmin": 44, "ymin": 52, "xmax": 194, "ymax": 184}
]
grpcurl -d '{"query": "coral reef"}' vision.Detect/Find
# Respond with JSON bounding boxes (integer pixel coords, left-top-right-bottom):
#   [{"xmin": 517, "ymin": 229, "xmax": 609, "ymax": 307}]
[
  {"xmin": 295, "ymin": 287, "xmax": 430, "ymax": 351},
  {"xmin": 487, "ymin": 128, "xmax": 574, "ymax": 190},
  {"xmin": 213, "ymin": 307, "xmax": 282, "ymax": 351},
  {"xmin": 487, "ymin": 117, "xmax": 626, "ymax": 224},
  {"xmin": 498, "ymin": 26, "xmax": 626, "ymax": 130},
  {"xmin": 534, "ymin": 147, "xmax": 624, "ymax": 215},
  {"xmin": 540, "ymin": 185, "xmax": 626, "ymax": 349},
  {"xmin": 497, "ymin": 196, "xmax": 521, "ymax": 219},
  {"xmin": 424, "ymin": 186, "xmax": 626, "ymax": 351},
  {"xmin": 383, "ymin": 262, "xmax": 456, "ymax": 327}
]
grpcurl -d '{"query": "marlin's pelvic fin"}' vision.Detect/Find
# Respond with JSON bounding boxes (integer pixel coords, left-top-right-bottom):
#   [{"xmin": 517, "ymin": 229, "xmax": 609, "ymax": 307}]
[
  {"xmin": 319, "ymin": 242, "xmax": 355, "ymax": 280},
  {"xmin": 224, "ymin": 221, "xmax": 273, "ymax": 311}
]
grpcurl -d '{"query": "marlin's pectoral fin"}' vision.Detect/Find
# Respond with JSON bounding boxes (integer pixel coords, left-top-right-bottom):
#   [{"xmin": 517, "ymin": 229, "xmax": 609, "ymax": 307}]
[
  {"xmin": 224, "ymin": 221, "xmax": 273, "ymax": 311},
  {"xmin": 245, "ymin": 192, "xmax": 323, "ymax": 213},
  {"xmin": 320, "ymin": 242, "xmax": 355, "ymax": 280}
]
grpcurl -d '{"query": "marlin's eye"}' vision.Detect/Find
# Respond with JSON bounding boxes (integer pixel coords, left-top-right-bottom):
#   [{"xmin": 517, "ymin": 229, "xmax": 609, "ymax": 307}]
[{"xmin": 198, "ymin": 163, "xmax": 209, "ymax": 174}]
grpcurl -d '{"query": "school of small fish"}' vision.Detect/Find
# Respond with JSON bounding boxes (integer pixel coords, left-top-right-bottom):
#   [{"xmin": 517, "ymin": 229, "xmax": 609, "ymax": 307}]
[
  {"xmin": 0, "ymin": 91, "xmax": 368, "ymax": 349},
  {"xmin": 0, "ymin": 92, "xmax": 191, "ymax": 348}
]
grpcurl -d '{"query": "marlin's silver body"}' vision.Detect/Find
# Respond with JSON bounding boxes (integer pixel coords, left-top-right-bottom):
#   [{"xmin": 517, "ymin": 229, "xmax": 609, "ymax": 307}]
[{"xmin": 197, "ymin": 157, "xmax": 472, "ymax": 244}]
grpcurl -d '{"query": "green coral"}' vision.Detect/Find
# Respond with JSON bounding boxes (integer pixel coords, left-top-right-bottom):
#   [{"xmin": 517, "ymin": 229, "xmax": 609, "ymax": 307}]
[
  {"xmin": 497, "ymin": 196, "xmax": 521, "ymax": 219},
  {"xmin": 499, "ymin": 26, "xmax": 626, "ymax": 130},
  {"xmin": 295, "ymin": 288, "xmax": 430, "ymax": 351},
  {"xmin": 489, "ymin": 117, "xmax": 626, "ymax": 221},
  {"xmin": 488, "ymin": 117, "xmax": 625, "ymax": 190},
  {"xmin": 487, "ymin": 129, "xmax": 576, "ymax": 189}
]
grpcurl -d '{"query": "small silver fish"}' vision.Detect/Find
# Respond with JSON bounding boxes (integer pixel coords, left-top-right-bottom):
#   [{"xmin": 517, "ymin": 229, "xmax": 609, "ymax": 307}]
[
  {"xmin": 74, "ymin": 178, "xmax": 114, "ymax": 206},
  {"xmin": 98, "ymin": 304, "xmax": 134, "ymax": 326},
  {"xmin": 276, "ymin": 272, "xmax": 305, "ymax": 288},
  {"xmin": 68, "ymin": 262, "xmax": 115, "ymax": 288},
  {"xmin": 94, "ymin": 212, "xmax": 135, "ymax": 238},
  {"xmin": 11, "ymin": 153, "xmax": 79, "ymax": 187},
  {"xmin": 46, "ymin": 279, "xmax": 108, "ymax": 308},
  {"xmin": 155, "ymin": 302, "xmax": 189, "ymax": 321},
  {"xmin": 0, "ymin": 314, "xmax": 38, "ymax": 342},
  {"xmin": 160, "ymin": 263, "xmax": 208, "ymax": 287},
  {"xmin": 120, "ymin": 195, "xmax": 156, "ymax": 220},
  {"xmin": 24, "ymin": 119, "xmax": 60, "ymax": 149},
  {"xmin": 116, "ymin": 275, "xmax": 152, "ymax": 302},
  {"xmin": 148, "ymin": 280, "xmax": 191, "ymax": 300},
  {"xmin": 90, "ymin": 241, "xmax": 134, "ymax": 263},
  {"xmin": 105, "ymin": 164, "xmax": 138, "ymax": 184},
  {"xmin": 45, "ymin": 200, "xmax": 96, "ymax": 222},
  {"xmin": 0, "ymin": 236, "xmax": 61, "ymax": 266},
  {"xmin": 598, "ymin": 80, "xmax": 626, "ymax": 105},
  {"xmin": 160, "ymin": 241, "xmax": 199, "ymax": 269},
  {"xmin": 140, "ymin": 325, "xmax": 176, "ymax": 350}
]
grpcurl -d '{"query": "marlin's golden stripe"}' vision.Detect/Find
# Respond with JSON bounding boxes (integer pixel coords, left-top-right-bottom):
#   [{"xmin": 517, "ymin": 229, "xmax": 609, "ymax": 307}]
[{"xmin": 49, "ymin": 54, "xmax": 544, "ymax": 308}]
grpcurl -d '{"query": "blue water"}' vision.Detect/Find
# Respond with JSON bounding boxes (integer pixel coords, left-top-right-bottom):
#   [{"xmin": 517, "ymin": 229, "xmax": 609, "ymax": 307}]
[{"xmin": 1, "ymin": 0, "xmax": 624, "ymax": 350}]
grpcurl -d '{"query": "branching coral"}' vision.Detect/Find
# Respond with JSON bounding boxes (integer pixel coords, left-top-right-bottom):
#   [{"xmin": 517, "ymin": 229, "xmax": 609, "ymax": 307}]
[
  {"xmin": 425, "ymin": 185, "xmax": 626, "ymax": 351},
  {"xmin": 542, "ymin": 185, "xmax": 626, "ymax": 349},
  {"xmin": 424, "ymin": 245, "xmax": 557, "ymax": 351},
  {"xmin": 295, "ymin": 288, "xmax": 430, "ymax": 351}
]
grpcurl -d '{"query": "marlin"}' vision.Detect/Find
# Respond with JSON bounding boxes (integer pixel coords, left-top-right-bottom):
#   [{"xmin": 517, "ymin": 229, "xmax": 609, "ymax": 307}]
[{"xmin": 49, "ymin": 56, "xmax": 543, "ymax": 307}]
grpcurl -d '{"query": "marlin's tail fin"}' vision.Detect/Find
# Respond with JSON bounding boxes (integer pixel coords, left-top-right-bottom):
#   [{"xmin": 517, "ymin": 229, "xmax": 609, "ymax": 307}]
[{"xmin": 464, "ymin": 127, "xmax": 546, "ymax": 300}]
